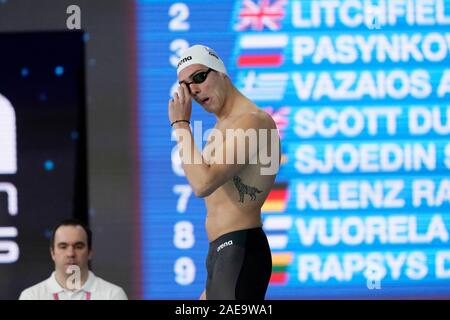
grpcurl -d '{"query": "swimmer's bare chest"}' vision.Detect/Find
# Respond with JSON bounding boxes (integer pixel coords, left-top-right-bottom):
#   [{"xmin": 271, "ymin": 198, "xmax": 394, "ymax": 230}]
[{"xmin": 201, "ymin": 112, "xmax": 277, "ymax": 241}]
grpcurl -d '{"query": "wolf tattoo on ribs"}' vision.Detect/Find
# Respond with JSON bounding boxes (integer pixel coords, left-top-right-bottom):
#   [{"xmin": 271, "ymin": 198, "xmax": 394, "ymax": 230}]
[{"xmin": 233, "ymin": 176, "xmax": 262, "ymax": 203}]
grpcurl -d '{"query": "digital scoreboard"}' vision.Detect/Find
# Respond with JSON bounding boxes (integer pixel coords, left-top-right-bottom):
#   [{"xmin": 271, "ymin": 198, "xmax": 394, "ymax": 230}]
[{"xmin": 137, "ymin": 0, "xmax": 450, "ymax": 299}]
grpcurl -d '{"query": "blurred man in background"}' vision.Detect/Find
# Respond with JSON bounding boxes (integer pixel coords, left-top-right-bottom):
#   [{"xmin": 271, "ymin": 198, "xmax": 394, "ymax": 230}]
[{"xmin": 19, "ymin": 219, "xmax": 127, "ymax": 300}]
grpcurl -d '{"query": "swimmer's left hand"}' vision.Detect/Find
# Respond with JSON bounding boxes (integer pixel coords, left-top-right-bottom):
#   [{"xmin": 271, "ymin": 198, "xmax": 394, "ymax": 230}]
[{"xmin": 168, "ymin": 83, "xmax": 192, "ymax": 126}]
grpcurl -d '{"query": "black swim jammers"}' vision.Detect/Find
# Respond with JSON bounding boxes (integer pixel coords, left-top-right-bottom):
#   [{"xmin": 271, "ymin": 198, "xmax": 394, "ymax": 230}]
[{"xmin": 205, "ymin": 227, "xmax": 272, "ymax": 300}]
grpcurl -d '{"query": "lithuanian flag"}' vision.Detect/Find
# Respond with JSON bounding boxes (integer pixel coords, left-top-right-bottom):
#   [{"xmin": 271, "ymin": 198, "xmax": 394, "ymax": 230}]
[
  {"xmin": 262, "ymin": 182, "xmax": 288, "ymax": 213},
  {"xmin": 270, "ymin": 252, "xmax": 293, "ymax": 284}
]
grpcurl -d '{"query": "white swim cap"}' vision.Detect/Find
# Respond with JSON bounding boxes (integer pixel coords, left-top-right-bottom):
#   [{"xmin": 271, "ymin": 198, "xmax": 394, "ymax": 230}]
[{"xmin": 177, "ymin": 45, "xmax": 227, "ymax": 76}]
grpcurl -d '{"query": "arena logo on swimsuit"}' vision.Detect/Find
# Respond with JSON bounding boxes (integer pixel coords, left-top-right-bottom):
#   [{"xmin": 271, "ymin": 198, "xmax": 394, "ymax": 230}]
[{"xmin": 217, "ymin": 240, "xmax": 233, "ymax": 252}]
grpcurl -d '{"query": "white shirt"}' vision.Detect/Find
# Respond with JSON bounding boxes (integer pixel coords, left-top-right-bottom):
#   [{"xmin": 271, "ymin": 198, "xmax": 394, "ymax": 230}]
[{"xmin": 18, "ymin": 271, "xmax": 128, "ymax": 300}]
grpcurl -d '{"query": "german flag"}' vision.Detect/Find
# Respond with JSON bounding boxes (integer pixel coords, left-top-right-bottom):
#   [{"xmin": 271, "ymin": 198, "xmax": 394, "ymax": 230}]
[
  {"xmin": 262, "ymin": 182, "xmax": 288, "ymax": 213},
  {"xmin": 270, "ymin": 252, "xmax": 293, "ymax": 285}
]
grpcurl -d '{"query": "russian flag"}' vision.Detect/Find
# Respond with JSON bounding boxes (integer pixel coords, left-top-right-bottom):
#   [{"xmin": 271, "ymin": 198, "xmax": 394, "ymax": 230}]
[{"xmin": 238, "ymin": 34, "xmax": 288, "ymax": 68}]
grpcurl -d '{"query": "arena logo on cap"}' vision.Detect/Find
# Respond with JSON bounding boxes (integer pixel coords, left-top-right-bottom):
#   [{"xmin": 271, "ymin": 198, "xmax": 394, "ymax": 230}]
[{"xmin": 177, "ymin": 55, "xmax": 192, "ymax": 69}]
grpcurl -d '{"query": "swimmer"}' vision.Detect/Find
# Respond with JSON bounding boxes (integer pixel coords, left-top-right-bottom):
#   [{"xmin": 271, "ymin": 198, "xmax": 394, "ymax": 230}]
[{"xmin": 169, "ymin": 45, "xmax": 281, "ymax": 300}]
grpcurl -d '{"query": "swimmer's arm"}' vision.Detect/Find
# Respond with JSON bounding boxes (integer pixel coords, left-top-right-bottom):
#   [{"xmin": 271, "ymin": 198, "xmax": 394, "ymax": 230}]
[{"xmin": 173, "ymin": 114, "xmax": 263, "ymax": 197}]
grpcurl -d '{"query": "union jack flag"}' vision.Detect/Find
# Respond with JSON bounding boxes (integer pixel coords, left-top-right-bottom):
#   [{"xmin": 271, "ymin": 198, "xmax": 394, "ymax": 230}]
[{"xmin": 235, "ymin": 0, "xmax": 287, "ymax": 31}]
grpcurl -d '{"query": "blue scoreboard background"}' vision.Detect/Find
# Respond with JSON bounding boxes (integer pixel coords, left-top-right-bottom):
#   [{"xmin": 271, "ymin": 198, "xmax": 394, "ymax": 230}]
[{"xmin": 136, "ymin": 0, "xmax": 450, "ymax": 299}]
